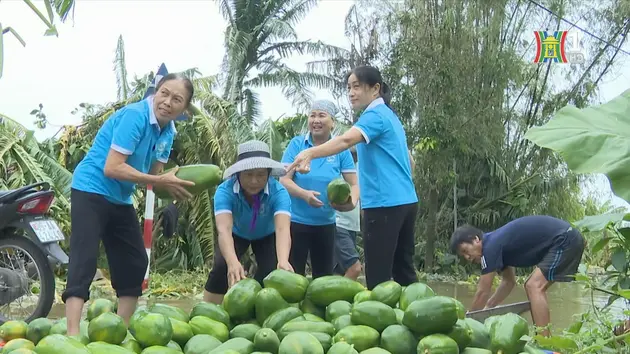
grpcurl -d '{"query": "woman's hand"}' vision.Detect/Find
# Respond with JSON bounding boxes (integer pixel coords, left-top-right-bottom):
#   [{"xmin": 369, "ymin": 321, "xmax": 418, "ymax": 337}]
[
  {"xmin": 277, "ymin": 260, "xmax": 294, "ymax": 272},
  {"xmin": 156, "ymin": 166, "xmax": 195, "ymax": 200},
  {"xmin": 303, "ymin": 190, "xmax": 324, "ymax": 208},
  {"xmin": 286, "ymin": 149, "xmax": 314, "ymax": 174},
  {"xmin": 227, "ymin": 260, "xmax": 246, "ymax": 288}
]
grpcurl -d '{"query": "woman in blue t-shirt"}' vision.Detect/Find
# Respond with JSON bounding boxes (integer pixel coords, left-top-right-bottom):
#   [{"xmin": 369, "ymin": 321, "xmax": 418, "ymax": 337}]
[
  {"xmin": 204, "ymin": 140, "xmax": 294, "ymax": 304},
  {"xmin": 64, "ymin": 73, "xmax": 196, "ymax": 335},
  {"xmin": 287, "ymin": 66, "xmax": 418, "ymax": 290},
  {"xmin": 280, "ymin": 99, "xmax": 359, "ymax": 279}
]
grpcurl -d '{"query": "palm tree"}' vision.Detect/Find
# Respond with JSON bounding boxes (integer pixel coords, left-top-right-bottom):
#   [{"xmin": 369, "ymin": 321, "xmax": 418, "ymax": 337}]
[
  {"xmin": 218, "ymin": 0, "xmax": 346, "ymax": 123},
  {"xmin": 0, "ymin": 0, "xmax": 76, "ymax": 78},
  {"xmin": 303, "ymin": 1, "xmax": 399, "ymax": 122}
]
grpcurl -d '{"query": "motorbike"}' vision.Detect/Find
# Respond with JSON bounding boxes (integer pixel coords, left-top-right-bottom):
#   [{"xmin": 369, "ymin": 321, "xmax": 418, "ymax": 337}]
[{"xmin": 0, "ymin": 182, "xmax": 69, "ymax": 323}]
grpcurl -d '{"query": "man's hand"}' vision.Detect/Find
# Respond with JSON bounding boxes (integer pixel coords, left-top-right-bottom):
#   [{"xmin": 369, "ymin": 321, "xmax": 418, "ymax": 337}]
[
  {"xmin": 226, "ymin": 260, "xmax": 246, "ymax": 288},
  {"xmin": 156, "ymin": 166, "xmax": 195, "ymax": 200},
  {"xmin": 469, "ymin": 272, "xmax": 495, "ymax": 311}
]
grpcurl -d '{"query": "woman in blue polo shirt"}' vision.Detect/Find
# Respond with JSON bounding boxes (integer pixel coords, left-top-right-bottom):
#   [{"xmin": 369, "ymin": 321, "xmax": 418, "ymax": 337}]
[
  {"xmin": 204, "ymin": 140, "xmax": 293, "ymax": 304},
  {"xmin": 280, "ymin": 99, "xmax": 359, "ymax": 279},
  {"xmin": 64, "ymin": 73, "xmax": 196, "ymax": 335},
  {"xmin": 287, "ymin": 66, "xmax": 418, "ymax": 290}
]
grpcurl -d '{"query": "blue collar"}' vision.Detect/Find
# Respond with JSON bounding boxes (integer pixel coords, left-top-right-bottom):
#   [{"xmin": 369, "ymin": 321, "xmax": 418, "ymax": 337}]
[
  {"xmin": 304, "ymin": 132, "xmax": 334, "ymax": 147},
  {"xmin": 147, "ymin": 97, "xmax": 177, "ymax": 133},
  {"xmin": 366, "ymin": 97, "xmax": 385, "ymax": 111},
  {"xmin": 232, "ymin": 179, "xmax": 270, "ymax": 195}
]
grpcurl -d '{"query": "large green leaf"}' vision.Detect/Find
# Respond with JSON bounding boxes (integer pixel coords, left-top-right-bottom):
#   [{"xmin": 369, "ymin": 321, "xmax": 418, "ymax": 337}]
[
  {"xmin": 524, "ymin": 89, "xmax": 630, "ymax": 202},
  {"xmin": 573, "ymin": 212, "xmax": 630, "ymax": 232}
]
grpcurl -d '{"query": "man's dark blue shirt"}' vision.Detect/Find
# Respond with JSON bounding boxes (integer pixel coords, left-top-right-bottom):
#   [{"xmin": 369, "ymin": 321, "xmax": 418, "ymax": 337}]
[{"xmin": 481, "ymin": 215, "xmax": 571, "ymax": 274}]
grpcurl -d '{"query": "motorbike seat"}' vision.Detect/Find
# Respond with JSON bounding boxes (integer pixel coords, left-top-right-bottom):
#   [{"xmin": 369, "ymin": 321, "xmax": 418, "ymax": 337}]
[
  {"xmin": 0, "ymin": 191, "xmax": 11, "ymax": 197},
  {"xmin": 0, "ymin": 188, "xmax": 36, "ymax": 202}
]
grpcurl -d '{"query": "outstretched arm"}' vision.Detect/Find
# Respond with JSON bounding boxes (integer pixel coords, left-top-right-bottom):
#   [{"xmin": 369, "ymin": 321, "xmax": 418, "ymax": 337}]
[
  {"xmin": 486, "ymin": 267, "xmax": 516, "ymax": 308},
  {"xmin": 216, "ymin": 213, "xmax": 238, "ymax": 266},
  {"xmin": 308, "ymin": 127, "xmax": 365, "ymax": 159},
  {"xmin": 214, "ymin": 185, "xmax": 239, "ymax": 266},
  {"xmin": 274, "ymin": 213, "xmax": 292, "ymax": 267},
  {"xmin": 470, "ymin": 272, "xmax": 495, "ymax": 311}
]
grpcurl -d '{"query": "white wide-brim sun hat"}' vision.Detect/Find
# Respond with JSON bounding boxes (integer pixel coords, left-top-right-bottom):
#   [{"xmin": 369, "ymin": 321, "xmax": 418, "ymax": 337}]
[{"xmin": 223, "ymin": 140, "xmax": 286, "ymax": 180}]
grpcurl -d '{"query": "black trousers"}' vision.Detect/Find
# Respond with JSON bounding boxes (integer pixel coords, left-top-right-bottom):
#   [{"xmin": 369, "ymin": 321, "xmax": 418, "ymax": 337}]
[
  {"xmin": 289, "ymin": 222, "xmax": 336, "ymax": 279},
  {"xmin": 363, "ymin": 202, "xmax": 418, "ymax": 290},
  {"xmin": 205, "ymin": 233, "xmax": 277, "ymax": 294},
  {"xmin": 62, "ymin": 189, "xmax": 147, "ymax": 302}
]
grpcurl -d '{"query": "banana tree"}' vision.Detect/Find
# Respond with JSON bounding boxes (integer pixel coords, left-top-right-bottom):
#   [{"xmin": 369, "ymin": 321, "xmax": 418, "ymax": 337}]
[
  {"xmin": 305, "ymin": 2, "xmax": 389, "ymax": 102},
  {"xmin": 0, "ymin": 0, "xmax": 75, "ymax": 79},
  {"xmin": 0, "ymin": 113, "xmax": 72, "ymax": 237}
]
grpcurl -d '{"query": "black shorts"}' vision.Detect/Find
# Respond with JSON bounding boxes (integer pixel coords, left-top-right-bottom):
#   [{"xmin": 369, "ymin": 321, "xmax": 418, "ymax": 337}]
[
  {"xmin": 538, "ymin": 227, "xmax": 585, "ymax": 282},
  {"xmin": 333, "ymin": 227, "xmax": 360, "ymax": 274},
  {"xmin": 205, "ymin": 233, "xmax": 277, "ymax": 294},
  {"xmin": 62, "ymin": 189, "xmax": 147, "ymax": 302}
]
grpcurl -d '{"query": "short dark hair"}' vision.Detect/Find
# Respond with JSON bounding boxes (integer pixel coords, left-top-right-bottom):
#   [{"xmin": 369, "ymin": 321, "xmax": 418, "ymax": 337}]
[
  {"xmin": 450, "ymin": 224, "xmax": 484, "ymax": 254},
  {"xmin": 345, "ymin": 65, "xmax": 392, "ymax": 109},
  {"xmin": 156, "ymin": 73, "xmax": 195, "ymax": 107}
]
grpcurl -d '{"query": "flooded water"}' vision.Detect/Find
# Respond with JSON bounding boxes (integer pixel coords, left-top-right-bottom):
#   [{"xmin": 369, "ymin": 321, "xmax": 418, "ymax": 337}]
[
  {"xmin": 427, "ymin": 281, "xmax": 626, "ymax": 331},
  {"xmin": 46, "ymin": 280, "xmax": 626, "ymax": 332}
]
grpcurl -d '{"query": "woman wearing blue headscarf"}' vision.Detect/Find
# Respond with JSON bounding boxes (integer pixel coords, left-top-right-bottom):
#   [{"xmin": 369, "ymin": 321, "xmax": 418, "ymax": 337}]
[{"xmin": 280, "ymin": 99, "xmax": 359, "ymax": 279}]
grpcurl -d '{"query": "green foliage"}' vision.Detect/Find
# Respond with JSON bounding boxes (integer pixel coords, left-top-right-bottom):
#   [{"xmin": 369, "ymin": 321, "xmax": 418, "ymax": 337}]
[
  {"xmin": 219, "ymin": 0, "xmax": 345, "ymax": 122},
  {"xmin": 377, "ymin": 0, "xmax": 613, "ymax": 273},
  {"xmin": 526, "ymin": 89, "xmax": 630, "ymax": 201},
  {"xmin": 0, "ymin": 114, "xmax": 72, "ymax": 237},
  {"xmin": 2, "ymin": 2, "xmax": 630, "ymax": 349},
  {"xmin": 527, "ymin": 77, "xmax": 630, "ymax": 352}
]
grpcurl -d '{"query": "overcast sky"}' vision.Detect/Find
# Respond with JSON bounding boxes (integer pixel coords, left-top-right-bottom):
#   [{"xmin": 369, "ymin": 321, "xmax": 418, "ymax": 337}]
[{"xmin": 0, "ymin": 0, "xmax": 628, "ymax": 209}]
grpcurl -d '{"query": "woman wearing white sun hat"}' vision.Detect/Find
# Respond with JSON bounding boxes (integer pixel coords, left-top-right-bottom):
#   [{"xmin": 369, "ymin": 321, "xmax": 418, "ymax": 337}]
[{"xmin": 204, "ymin": 140, "xmax": 294, "ymax": 304}]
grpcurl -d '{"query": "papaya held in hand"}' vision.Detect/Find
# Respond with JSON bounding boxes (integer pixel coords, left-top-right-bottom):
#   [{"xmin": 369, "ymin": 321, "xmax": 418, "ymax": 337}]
[
  {"xmin": 327, "ymin": 178, "xmax": 351, "ymax": 205},
  {"xmin": 154, "ymin": 164, "xmax": 223, "ymax": 199},
  {"xmin": 327, "ymin": 178, "xmax": 355, "ymax": 212}
]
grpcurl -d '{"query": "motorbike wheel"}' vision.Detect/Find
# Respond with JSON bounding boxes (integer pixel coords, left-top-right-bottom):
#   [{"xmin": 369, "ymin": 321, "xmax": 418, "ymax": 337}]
[{"xmin": 0, "ymin": 236, "xmax": 55, "ymax": 323}]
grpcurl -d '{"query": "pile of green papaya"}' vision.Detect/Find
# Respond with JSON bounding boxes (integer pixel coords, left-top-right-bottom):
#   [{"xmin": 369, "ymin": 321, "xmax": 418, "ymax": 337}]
[{"xmin": 0, "ymin": 270, "xmax": 548, "ymax": 354}]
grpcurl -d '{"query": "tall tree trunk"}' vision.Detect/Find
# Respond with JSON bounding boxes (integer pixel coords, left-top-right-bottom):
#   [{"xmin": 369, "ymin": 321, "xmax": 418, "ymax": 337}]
[{"xmin": 424, "ymin": 188, "xmax": 439, "ymax": 272}]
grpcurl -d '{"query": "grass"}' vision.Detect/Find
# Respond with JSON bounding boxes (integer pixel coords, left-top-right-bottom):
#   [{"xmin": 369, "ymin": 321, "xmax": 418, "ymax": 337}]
[{"xmin": 53, "ymin": 268, "xmax": 210, "ymax": 303}]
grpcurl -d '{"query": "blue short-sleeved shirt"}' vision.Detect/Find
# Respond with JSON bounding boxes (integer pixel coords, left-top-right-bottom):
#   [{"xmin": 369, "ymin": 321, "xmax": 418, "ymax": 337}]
[
  {"xmin": 213, "ymin": 177, "xmax": 291, "ymax": 240},
  {"xmin": 480, "ymin": 215, "xmax": 572, "ymax": 274},
  {"xmin": 281, "ymin": 134, "xmax": 356, "ymax": 226},
  {"xmin": 72, "ymin": 97, "xmax": 176, "ymax": 205},
  {"xmin": 353, "ymin": 98, "xmax": 418, "ymax": 208}
]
